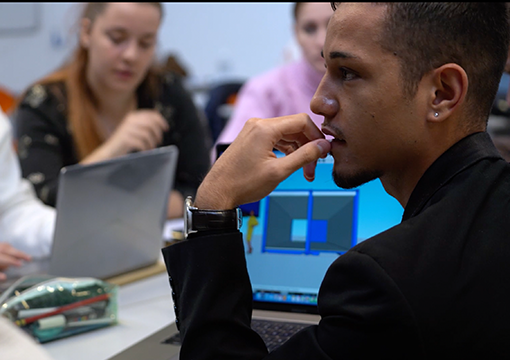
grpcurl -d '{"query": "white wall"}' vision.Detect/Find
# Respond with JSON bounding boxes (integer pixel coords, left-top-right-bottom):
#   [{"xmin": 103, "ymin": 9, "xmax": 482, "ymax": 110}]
[
  {"xmin": 0, "ymin": 2, "xmax": 298, "ymax": 97},
  {"xmin": 0, "ymin": 3, "xmax": 80, "ymax": 95}
]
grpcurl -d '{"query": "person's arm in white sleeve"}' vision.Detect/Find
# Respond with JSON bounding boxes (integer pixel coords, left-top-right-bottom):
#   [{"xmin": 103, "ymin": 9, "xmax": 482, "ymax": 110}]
[{"xmin": 0, "ymin": 111, "xmax": 56, "ymax": 258}]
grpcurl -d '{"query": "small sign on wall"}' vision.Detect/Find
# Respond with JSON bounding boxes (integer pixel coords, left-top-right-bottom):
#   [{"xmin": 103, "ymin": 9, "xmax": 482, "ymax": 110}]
[{"xmin": 0, "ymin": 3, "xmax": 40, "ymax": 34}]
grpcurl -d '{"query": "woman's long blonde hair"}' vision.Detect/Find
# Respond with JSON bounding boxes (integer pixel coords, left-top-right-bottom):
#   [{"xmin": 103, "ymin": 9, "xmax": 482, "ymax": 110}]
[{"xmin": 30, "ymin": 3, "xmax": 163, "ymax": 159}]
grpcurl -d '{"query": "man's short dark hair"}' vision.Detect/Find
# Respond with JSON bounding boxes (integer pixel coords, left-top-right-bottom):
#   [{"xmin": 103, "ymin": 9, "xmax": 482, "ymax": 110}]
[{"xmin": 331, "ymin": 3, "xmax": 510, "ymax": 128}]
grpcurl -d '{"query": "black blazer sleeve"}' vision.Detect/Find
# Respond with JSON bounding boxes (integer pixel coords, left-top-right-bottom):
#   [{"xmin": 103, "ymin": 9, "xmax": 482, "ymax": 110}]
[{"xmin": 162, "ymin": 233, "xmax": 425, "ymax": 360}]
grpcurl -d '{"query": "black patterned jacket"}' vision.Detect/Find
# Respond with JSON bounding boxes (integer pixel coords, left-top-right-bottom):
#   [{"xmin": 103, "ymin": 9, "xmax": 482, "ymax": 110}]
[{"xmin": 14, "ymin": 72, "xmax": 211, "ymax": 207}]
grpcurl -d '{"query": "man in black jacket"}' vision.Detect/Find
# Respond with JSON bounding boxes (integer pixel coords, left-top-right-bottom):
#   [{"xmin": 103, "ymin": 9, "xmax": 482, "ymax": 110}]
[{"xmin": 163, "ymin": 3, "xmax": 510, "ymax": 359}]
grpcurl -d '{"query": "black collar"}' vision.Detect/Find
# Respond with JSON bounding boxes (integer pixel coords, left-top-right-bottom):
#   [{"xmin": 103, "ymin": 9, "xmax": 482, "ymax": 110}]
[{"xmin": 403, "ymin": 131, "xmax": 503, "ymax": 220}]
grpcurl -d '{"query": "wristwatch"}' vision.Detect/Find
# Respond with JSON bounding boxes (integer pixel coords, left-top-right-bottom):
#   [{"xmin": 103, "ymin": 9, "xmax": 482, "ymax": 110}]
[{"xmin": 183, "ymin": 196, "xmax": 243, "ymax": 239}]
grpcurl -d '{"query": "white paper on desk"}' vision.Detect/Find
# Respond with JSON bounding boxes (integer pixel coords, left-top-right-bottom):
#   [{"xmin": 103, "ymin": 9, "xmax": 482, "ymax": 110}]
[{"xmin": 162, "ymin": 219, "xmax": 184, "ymax": 240}]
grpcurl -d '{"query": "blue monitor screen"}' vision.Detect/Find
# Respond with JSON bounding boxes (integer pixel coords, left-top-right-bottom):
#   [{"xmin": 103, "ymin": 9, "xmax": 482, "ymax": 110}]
[{"xmin": 216, "ymin": 145, "xmax": 404, "ymax": 308}]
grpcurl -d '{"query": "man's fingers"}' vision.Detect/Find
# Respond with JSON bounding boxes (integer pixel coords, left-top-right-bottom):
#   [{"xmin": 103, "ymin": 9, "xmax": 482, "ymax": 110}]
[
  {"xmin": 276, "ymin": 139, "xmax": 331, "ymax": 181},
  {"xmin": 274, "ymin": 141, "xmax": 298, "ymax": 155},
  {"xmin": 243, "ymin": 114, "xmax": 325, "ymax": 149},
  {"xmin": 272, "ymin": 113, "xmax": 326, "ymax": 141},
  {"xmin": 303, "ymin": 161, "xmax": 318, "ymax": 182}
]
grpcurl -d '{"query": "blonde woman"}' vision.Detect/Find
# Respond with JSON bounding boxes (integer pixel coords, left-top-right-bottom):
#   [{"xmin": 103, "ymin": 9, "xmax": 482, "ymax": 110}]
[{"xmin": 14, "ymin": 3, "xmax": 211, "ymax": 219}]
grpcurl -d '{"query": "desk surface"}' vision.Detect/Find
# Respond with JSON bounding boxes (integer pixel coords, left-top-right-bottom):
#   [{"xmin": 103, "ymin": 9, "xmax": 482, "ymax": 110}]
[
  {"xmin": 41, "ymin": 218, "xmax": 183, "ymax": 360},
  {"xmin": 42, "ymin": 271, "xmax": 176, "ymax": 360}
]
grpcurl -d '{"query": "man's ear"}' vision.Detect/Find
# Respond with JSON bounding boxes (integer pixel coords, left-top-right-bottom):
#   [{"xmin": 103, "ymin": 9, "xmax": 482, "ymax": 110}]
[
  {"xmin": 79, "ymin": 18, "xmax": 92, "ymax": 49},
  {"xmin": 427, "ymin": 63, "xmax": 468, "ymax": 122}
]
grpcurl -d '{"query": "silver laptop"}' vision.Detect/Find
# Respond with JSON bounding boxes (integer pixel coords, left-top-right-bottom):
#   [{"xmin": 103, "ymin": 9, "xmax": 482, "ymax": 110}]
[
  {"xmin": 48, "ymin": 145, "xmax": 179, "ymax": 279},
  {"xmin": 108, "ymin": 147, "xmax": 404, "ymax": 359},
  {"xmin": 0, "ymin": 145, "xmax": 179, "ymax": 289}
]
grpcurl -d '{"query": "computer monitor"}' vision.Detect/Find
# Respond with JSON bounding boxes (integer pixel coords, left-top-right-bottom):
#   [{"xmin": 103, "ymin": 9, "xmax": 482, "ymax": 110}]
[{"xmin": 216, "ymin": 144, "xmax": 404, "ymax": 311}]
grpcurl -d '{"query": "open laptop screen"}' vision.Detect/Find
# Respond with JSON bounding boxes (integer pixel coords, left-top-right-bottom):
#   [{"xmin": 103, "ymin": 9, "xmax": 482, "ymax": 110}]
[{"xmin": 215, "ymin": 144, "xmax": 403, "ymax": 313}]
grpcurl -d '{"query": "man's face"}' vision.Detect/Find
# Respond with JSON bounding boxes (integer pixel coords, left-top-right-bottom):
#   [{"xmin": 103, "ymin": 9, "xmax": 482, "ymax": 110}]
[{"xmin": 311, "ymin": 3, "xmax": 428, "ymax": 189}]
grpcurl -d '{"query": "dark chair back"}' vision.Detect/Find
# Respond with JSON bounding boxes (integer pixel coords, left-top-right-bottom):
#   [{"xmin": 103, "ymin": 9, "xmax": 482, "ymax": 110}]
[{"xmin": 204, "ymin": 81, "xmax": 244, "ymax": 143}]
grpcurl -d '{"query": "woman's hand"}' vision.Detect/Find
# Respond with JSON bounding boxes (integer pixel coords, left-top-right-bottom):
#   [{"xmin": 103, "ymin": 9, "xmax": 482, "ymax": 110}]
[
  {"xmin": 82, "ymin": 109, "xmax": 169, "ymax": 164},
  {"xmin": 195, "ymin": 113, "xmax": 331, "ymax": 210},
  {"xmin": 0, "ymin": 243, "xmax": 32, "ymax": 281}
]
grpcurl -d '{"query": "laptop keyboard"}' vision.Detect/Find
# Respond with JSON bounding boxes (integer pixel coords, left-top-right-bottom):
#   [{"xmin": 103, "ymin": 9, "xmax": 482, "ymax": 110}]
[
  {"xmin": 251, "ymin": 319, "xmax": 309, "ymax": 352},
  {"xmin": 163, "ymin": 318, "xmax": 309, "ymax": 353}
]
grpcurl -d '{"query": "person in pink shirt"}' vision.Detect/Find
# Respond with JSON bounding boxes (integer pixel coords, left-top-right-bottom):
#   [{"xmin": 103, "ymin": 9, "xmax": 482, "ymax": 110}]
[{"xmin": 214, "ymin": 3, "xmax": 333, "ymax": 151}]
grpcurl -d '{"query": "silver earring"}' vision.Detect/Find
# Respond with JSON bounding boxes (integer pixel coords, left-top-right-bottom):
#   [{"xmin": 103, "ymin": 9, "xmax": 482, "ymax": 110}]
[{"xmin": 434, "ymin": 112, "xmax": 439, "ymax": 117}]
